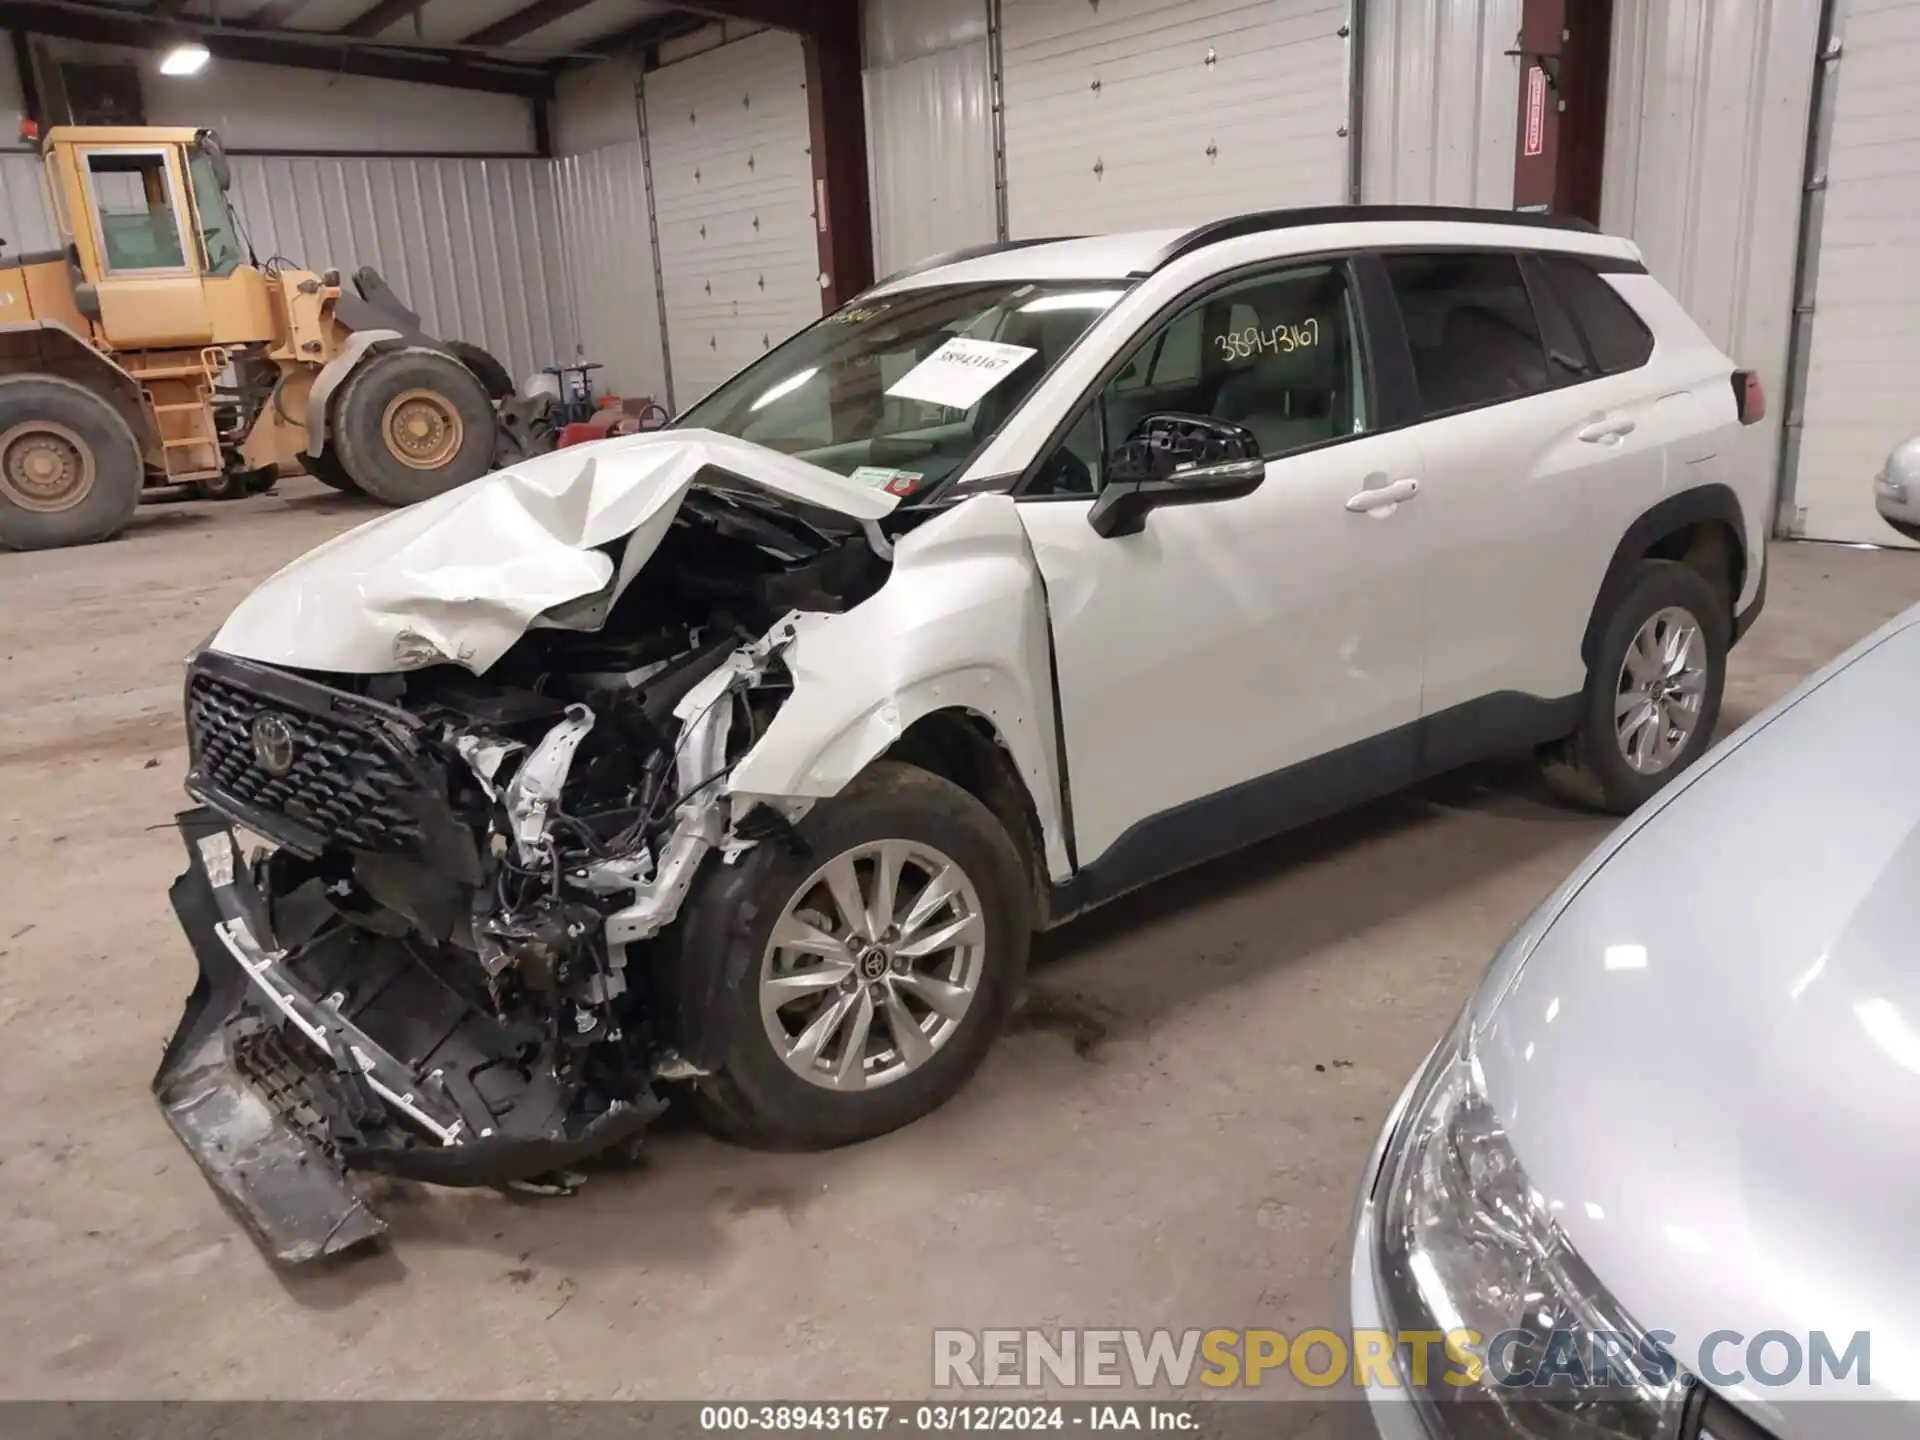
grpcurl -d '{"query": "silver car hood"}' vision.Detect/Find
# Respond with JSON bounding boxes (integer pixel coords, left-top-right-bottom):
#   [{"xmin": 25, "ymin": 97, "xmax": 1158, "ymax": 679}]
[
  {"xmin": 210, "ymin": 429, "xmax": 896, "ymax": 676},
  {"xmin": 1474, "ymin": 610, "xmax": 1920, "ymax": 1426}
]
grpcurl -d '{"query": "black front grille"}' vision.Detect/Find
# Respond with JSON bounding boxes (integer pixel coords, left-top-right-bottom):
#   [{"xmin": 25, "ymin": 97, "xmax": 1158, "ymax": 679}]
[{"xmin": 187, "ymin": 669, "xmax": 422, "ymax": 854}]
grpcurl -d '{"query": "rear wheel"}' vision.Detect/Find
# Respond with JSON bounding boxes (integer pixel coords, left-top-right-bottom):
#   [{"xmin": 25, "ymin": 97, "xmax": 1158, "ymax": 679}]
[
  {"xmin": 1540, "ymin": 560, "xmax": 1728, "ymax": 814},
  {"xmin": 333, "ymin": 347, "xmax": 496, "ymax": 507},
  {"xmin": 0, "ymin": 375, "xmax": 143, "ymax": 551}
]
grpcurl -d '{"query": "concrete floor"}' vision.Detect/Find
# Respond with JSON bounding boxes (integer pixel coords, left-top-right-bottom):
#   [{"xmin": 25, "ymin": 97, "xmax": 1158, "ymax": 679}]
[{"xmin": 2, "ymin": 481, "xmax": 1916, "ymax": 1401}]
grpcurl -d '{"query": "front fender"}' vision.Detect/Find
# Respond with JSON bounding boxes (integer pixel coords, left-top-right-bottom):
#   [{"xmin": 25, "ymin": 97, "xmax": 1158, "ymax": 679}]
[
  {"xmin": 725, "ymin": 494, "xmax": 1072, "ymax": 883},
  {"xmin": 303, "ymin": 327, "xmax": 404, "ymax": 456}
]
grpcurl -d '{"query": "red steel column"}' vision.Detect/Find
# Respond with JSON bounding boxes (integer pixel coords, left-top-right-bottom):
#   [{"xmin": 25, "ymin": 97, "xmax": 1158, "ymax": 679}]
[
  {"xmin": 1512, "ymin": 0, "xmax": 1612, "ymax": 224},
  {"xmin": 1512, "ymin": 0, "xmax": 1568, "ymax": 212},
  {"xmin": 802, "ymin": 0, "xmax": 874, "ymax": 308}
]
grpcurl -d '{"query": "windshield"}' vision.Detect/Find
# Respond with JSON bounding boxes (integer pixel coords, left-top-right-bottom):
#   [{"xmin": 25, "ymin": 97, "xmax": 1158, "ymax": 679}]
[
  {"xmin": 187, "ymin": 148, "xmax": 244, "ymax": 278},
  {"xmin": 677, "ymin": 281, "xmax": 1128, "ymax": 500}
]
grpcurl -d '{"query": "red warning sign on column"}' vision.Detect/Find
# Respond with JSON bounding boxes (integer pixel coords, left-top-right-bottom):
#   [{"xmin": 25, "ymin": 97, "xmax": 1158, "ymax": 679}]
[{"xmin": 1524, "ymin": 65, "xmax": 1547, "ymax": 157}]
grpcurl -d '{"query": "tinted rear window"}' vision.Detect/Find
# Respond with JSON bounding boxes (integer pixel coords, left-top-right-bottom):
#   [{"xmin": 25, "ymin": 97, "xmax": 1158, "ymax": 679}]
[
  {"xmin": 1383, "ymin": 251, "xmax": 1551, "ymax": 416},
  {"xmin": 1537, "ymin": 256, "xmax": 1654, "ymax": 373}
]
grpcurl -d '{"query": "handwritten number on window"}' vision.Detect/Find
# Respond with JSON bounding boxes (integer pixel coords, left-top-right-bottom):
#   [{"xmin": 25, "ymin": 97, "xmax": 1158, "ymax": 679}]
[{"xmin": 1214, "ymin": 317, "xmax": 1321, "ymax": 362}]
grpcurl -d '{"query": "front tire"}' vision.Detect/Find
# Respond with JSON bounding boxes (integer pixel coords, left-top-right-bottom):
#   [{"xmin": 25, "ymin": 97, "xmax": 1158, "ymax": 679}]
[
  {"xmin": 332, "ymin": 347, "xmax": 496, "ymax": 507},
  {"xmin": 0, "ymin": 374, "xmax": 143, "ymax": 551},
  {"xmin": 1540, "ymin": 559, "xmax": 1728, "ymax": 814},
  {"xmin": 688, "ymin": 762, "xmax": 1031, "ymax": 1150}
]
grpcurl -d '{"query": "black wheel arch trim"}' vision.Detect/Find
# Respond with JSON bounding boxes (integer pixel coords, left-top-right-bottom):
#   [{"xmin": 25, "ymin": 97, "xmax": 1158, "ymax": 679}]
[
  {"xmin": 1046, "ymin": 690, "xmax": 1581, "ymax": 925},
  {"xmin": 1581, "ymin": 483, "xmax": 1750, "ymax": 670}
]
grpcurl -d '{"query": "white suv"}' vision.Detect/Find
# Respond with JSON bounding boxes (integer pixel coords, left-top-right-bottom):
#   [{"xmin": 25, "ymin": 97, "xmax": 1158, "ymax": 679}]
[{"xmin": 160, "ymin": 207, "xmax": 1768, "ymax": 1262}]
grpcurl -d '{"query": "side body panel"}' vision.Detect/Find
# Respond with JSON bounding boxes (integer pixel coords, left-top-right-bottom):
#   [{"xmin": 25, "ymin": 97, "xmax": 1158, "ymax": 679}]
[
  {"xmin": 1408, "ymin": 369, "xmax": 1667, "ymax": 711},
  {"xmin": 201, "ymin": 267, "xmax": 279, "ymax": 349},
  {"xmin": 1015, "ymin": 427, "xmax": 1429, "ymax": 870},
  {"xmin": 1600, "ymin": 273, "xmax": 1762, "ymax": 608},
  {"xmin": 726, "ymin": 494, "xmax": 1072, "ymax": 883},
  {"xmin": 0, "ymin": 257, "xmax": 92, "ymax": 337}
]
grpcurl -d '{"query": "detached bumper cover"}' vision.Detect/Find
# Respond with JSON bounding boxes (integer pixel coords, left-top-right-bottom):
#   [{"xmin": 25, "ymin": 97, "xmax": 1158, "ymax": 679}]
[
  {"xmin": 154, "ymin": 809, "xmax": 664, "ymax": 1266},
  {"xmin": 155, "ymin": 811, "xmax": 387, "ymax": 1265}
]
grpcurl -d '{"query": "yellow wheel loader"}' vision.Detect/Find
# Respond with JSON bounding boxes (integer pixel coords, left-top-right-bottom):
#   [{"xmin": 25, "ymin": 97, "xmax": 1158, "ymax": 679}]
[{"xmin": 0, "ymin": 126, "xmax": 552, "ymax": 551}]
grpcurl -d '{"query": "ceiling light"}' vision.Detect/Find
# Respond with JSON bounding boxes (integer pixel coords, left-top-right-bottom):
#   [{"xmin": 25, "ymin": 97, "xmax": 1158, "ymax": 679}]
[{"xmin": 159, "ymin": 43, "xmax": 211, "ymax": 77}]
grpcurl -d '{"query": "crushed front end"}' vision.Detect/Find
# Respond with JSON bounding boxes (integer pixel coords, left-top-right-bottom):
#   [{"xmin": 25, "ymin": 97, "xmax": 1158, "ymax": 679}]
[{"xmin": 156, "ymin": 473, "xmax": 885, "ymax": 1264}]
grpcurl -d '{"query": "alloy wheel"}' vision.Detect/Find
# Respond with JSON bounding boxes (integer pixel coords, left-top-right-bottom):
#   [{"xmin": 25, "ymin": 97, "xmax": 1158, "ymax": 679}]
[
  {"xmin": 1614, "ymin": 604, "xmax": 1707, "ymax": 774},
  {"xmin": 759, "ymin": 840, "xmax": 987, "ymax": 1092}
]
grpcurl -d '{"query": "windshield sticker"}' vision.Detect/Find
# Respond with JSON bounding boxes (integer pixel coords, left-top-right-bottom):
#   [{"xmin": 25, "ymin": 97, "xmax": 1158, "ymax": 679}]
[
  {"xmin": 885, "ymin": 338, "xmax": 1037, "ymax": 410},
  {"xmin": 827, "ymin": 303, "xmax": 891, "ymax": 325},
  {"xmin": 849, "ymin": 466, "xmax": 923, "ymax": 497}
]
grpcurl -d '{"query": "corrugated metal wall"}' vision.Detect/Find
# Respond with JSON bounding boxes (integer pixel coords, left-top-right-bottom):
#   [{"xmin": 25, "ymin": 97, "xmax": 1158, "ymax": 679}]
[
  {"xmin": 552, "ymin": 142, "xmax": 669, "ymax": 406},
  {"xmin": 229, "ymin": 155, "xmax": 575, "ymax": 389},
  {"xmin": 1360, "ymin": 0, "xmax": 1520, "ymax": 207},
  {"xmin": 145, "ymin": 61, "xmax": 538, "ymax": 155},
  {"xmin": 863, "ymin": 0, "xmax": 998, "ymax": 277},
  {"xmin": 1601, "ymin": 0, "xmax": 1823, "ymax": 529},
  {"xmin": 550, "ymin": 57, "xmax": 670, "ymax": 406}
]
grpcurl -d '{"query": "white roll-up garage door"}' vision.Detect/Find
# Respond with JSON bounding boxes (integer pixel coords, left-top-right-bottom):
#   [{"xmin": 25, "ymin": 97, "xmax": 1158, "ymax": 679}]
[
  {"xmin": 999, "ymin": 0, "xmax": 1352, "ymax": 238},
  {"xmin": 1792, "ymin": 0, "xmax": 1920, "ymax": 548},
  {"xmin": 644, "ymin": 30, "xmax": 821, "ymax": 409}
]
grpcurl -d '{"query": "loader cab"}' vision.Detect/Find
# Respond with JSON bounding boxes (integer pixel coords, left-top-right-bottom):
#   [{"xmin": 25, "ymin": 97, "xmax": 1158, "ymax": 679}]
[{"xmin": 43, "ymin": 125, "xmax": 270, "ymax": 350}]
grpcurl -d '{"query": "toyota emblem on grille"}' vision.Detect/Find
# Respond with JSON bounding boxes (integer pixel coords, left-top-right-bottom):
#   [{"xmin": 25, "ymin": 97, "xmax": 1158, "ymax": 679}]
[{"xmin": 250, "ymin": 714, "xmax": 297, "ymax": 776}]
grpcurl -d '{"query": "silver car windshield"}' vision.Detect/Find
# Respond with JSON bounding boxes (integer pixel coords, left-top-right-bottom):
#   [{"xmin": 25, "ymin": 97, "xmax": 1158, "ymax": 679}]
[{"xmin": 676, "ymin": 282, "xmax": 1128, "ymax": 499}]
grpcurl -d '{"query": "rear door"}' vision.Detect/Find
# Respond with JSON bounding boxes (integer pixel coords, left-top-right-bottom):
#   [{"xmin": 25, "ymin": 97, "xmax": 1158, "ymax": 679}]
[{"xmin": 1380, "ymin": 250, "xmax": 1668, "ymax": 719}]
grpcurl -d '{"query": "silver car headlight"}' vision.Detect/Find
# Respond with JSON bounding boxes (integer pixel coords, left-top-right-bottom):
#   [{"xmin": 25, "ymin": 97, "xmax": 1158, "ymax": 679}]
[{"xmin": 1373, "ymin": 1025, "xmax": 1689, "ymax": 1438}]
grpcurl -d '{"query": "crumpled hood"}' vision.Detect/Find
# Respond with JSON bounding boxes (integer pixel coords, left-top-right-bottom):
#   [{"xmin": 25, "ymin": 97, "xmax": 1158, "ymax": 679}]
[
  {"xmin": 1475, "ymin": 612, "xmax": 1920, "ymax": 1423},
  {"xmin": 211, "ymin": 429, "xmax": 896, "ymax": 675}
]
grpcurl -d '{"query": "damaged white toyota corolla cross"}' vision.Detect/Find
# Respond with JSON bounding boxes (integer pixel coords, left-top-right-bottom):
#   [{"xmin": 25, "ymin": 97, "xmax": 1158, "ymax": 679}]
[{"xmin": 158, "ymin": 207, "xmax": 1772, "ymax": 1263}]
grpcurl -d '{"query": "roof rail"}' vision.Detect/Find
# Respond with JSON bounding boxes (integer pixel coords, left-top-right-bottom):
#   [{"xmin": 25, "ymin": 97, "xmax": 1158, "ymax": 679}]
[
  {"xmin": 1139, "ymin": 205, "xmax": 1602, "ymax": 274},
  {"xmin": 864, "ymin": 237, "xmax": 1083, "ymax": 294}
]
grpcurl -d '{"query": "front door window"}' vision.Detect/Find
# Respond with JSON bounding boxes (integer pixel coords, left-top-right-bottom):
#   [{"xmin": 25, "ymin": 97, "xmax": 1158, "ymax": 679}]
[
  {"xmin": 86, "ymin": 151, "xmax": 189, "ymax": 273},
  {"xmin": 1027, "ymin": 261, "xmax": 1368, "ymax": 497}
]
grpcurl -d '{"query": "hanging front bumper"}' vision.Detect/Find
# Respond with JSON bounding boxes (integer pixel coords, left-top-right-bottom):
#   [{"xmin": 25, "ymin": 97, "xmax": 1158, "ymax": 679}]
[{"xmin": 153, "ymin": 809, "xmax": 663, "ymax": 1267}]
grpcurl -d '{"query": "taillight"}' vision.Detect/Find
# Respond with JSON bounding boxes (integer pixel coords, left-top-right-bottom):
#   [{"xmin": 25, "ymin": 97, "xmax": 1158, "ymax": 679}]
[{"xmin": 1733, "ymin": 369, "xmax": 1766, "ymax": 425}]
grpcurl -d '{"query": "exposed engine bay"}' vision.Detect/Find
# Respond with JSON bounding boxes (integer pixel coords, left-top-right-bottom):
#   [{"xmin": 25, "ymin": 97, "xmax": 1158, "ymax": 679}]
[{"xmin": 156, "ymin": 470, "xmax": 892, "ymax": 1264}]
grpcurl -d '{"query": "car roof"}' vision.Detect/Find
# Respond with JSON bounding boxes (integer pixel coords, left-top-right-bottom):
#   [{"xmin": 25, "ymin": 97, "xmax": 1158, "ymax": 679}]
[{"xmin": 868, "ymin": 205, "xmax": 1642, "ymax": 296}]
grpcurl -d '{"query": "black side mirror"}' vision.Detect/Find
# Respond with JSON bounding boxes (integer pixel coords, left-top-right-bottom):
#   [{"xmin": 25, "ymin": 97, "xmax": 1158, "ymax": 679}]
[{"xmin": 1087, "ymin": 413, "xmax": 1266, "ymax": 538}]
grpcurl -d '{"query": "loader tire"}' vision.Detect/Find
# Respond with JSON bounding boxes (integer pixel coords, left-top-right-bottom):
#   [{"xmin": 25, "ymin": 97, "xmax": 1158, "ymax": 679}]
[
  {"xmin": 299, "ymin": 448, "xmax": 360, "ymax": 494},
  {"xmin": 443, "ymin": 339, "xmax": 515, "ymax": 401},
  {"xmin": 333, "ymin": 347, "xmax": 496, "ymax": 508},
  {"xmin": 0, "ymin": 374, "xmax": 143, "ymax": 551}
]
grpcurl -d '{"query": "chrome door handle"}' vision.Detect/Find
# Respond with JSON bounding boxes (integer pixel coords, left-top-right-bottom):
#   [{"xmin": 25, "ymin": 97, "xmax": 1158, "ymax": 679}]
[
  {"xmin": 1345, "ymin": 477, "xmax": 1421, "ymax": 513},
  {"xmin": 1577, "ymin": 416, "xmax": 1636, "ymax": 444}
]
